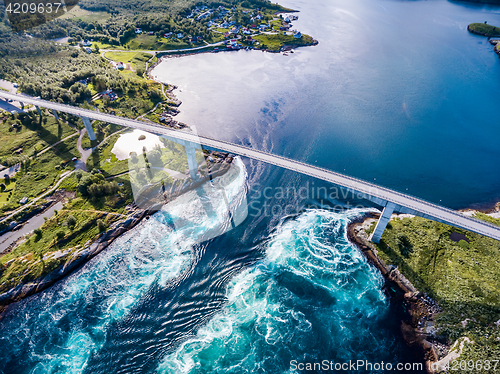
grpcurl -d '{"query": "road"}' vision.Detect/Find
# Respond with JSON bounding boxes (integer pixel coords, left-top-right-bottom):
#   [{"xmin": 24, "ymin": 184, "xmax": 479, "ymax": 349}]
[
  {"xmin": 1, "ymin": 91, "xmax": 500, "ymax": 241},
  {"xmin": 0, "ymin": 170, "xmax": 74, "ymax": 224},
  {"xmin": 99, "ymin": 40, "xmax": 226, "ymax": 56}
]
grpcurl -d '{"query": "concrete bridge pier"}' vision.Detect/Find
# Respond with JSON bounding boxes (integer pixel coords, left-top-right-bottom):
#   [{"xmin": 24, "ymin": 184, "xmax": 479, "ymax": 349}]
[
  {"xmin": 35, "ymin": 106, "xmax": 41, "ymax": 116},
  {"xmin": 185, "ymin": 143, "xmax": 198, "ymax": 180},
  {"xmin": 51, "ymin": 109, "xmax": 59, "ymax": 120},
  {"xmin": 370, "ymin": 201, "xmax": 397, "ymax": 243},
  {"xmin": 80, "ymin": 117, "xmax": 96, "ymax": 141}
]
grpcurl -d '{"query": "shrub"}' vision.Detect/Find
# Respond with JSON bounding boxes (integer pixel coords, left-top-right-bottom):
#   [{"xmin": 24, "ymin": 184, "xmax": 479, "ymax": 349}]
[
  {"xmin": 34, "ymin": 228, "xmax": 43, "ymax": 241},
  {"xmin": 97, "ymin": 219, "xmax": 107, "ymax": 233},
  {"xmin": 66, "ymin": 215, "xmax": 77, "ymax": 228}
]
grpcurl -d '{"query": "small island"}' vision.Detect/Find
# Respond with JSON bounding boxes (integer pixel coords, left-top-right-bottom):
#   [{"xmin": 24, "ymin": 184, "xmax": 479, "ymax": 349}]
[
  {"xmin": 468, "ymin": 22, "xmax": 500, "ymax": 57},
  {"xmin": 468, "ymin": 22, "xmax": 500, "ymax": 37}
]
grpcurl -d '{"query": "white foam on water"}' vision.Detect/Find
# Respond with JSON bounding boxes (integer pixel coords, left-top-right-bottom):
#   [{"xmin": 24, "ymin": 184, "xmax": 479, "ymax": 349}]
[
  {"xmin": 157, "ymin": 209, "xmax": 389, "ymax": 374},
  {"xmin": 0, "ymin": 158, "xmax": 248, "ymax": 374}
]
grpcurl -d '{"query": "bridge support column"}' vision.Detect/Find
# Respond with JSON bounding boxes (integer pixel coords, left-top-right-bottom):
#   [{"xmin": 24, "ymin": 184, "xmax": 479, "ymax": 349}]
[
  {"xmin": 370, "ymin": 202, "xmax": 397, "ymax": 243},
  {"xmin": 51, "ymin": 109, "xmax": 59, "ymax": 120},
  {"xmin": 19, "ymin": 102, "xmax": 24, "ymax": 110},
  {"xmin": 35, "ymin": 106, "xmax": 41, "ymax": 116},
  {"xmin": 81, "ymin": 117, "xmax": 96, "ymax": 141},
  {"xmin": 186, "ymin": 144, "xmax": 198, "ymax": 180}
]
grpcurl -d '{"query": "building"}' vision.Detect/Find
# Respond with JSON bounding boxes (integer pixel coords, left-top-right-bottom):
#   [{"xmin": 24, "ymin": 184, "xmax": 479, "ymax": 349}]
[
  {"xmin": 164, "ymin": 32, "xmax": 173, "ymax": 38},
  {"xmin": 294, "ymin": 32, "xmax": 302, "ymax": 38},
  {"xmin": 177, "ymin": 33, "xmax": 183, "ymax": 38},
  {"xmin": 81, "ymin": 40, "xmax": 92, "ymax": 46},
  {"xmin": 135, "ymin": 28, "xmax": 142, "ymax": 34},
  {"xmin": 19, "ymin": 197, "xmax": 28, "ymax": 205}
]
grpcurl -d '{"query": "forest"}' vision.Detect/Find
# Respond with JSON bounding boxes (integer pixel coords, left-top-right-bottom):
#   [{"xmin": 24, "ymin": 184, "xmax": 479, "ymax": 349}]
[{"xmin": 0, "ymin": 0, "xmax": 287, "ymax": 104}]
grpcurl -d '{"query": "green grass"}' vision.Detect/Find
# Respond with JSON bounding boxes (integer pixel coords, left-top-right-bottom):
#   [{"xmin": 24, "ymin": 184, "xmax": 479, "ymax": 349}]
[
  {"xmin": 373, "ymin": 216, "xmax": 500, "ymax": 369},
  {"xmin": 468, "ymin": 23, "xmax": 500, "ymax": 37},
  {"xmin": 125, "ymin": 35, "xmax": 191, "ymax": 51},
  {"xmin": 104, "ymin": 51, "xmax": 153, "ymax": 71},
  {"xmin": 0, "ymin": 112, "xmax": 76, "ymax": 160},
  {"xmin": 0, "ymin": 206, "xmax": 122, "ymax": 292},
  {"xmin": 91, "ymin": 79, "xmax": 163, "ymax": 118},
  {"xmin": 92, "ymin": 41, "xmax": 117, "ymax": 50},
  {"xmin": 0, "ymin": 137, "xmax": 79, "ymax": 215},
  {"xmin": 474, "ymin": 212, "xmax": 500, "ymax": 227},
  {"xmin": 59, "ymin": 5, "xmax": 109, "ymax": 23},
  {"xmin": 253, "ymin": 33, "xmax": 315, "ymax": 51},
  {"xmin": 0, "ymin": 179, "xmax": 16, "ymax": 207}
]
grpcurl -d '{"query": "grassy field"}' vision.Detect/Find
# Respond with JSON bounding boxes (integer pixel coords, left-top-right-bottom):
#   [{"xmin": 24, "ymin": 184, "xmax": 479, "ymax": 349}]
[
  {"xmin": 91, "ymin": 79, "xmax": 163, "ymax": 118},
  {"xmin": 0, "ymin": 204, "xmax": 122, "ymax": 293},
  {"xmin": 0, "ymin": 112, "xmax": 76, "ymax": 160},
  {"xmin": 126, "ymin": 35, "xmax": 192, "ymax": 51},
  {"xmin": 253, "ymin": 33, "xmax": 316, "ymax": 51},
  {"xmin": 372, "ymin": 215, "xmax": 500, "ymax": 369},
  {"xmin": 0, "ymin": 137, "xmax": 79, "ymax": 215},
  {"xmin": 104, "ymin": 51, "xmax": 153, "ymax": 71},
  {"xmin": 468, "ymin": 23, "xmax": 500, "ymax": 37},
  {"xmin": 0, "ymin": 111, "xmax": 79, "ymax": 213},
  {"xmin": 58, "ymin": 5, "xmax": 110, "ymax": 23}
]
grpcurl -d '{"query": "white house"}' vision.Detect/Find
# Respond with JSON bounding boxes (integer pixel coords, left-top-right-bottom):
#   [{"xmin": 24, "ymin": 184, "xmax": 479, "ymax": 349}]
[
  {"xmin": 135, "ymin": 28, "xmax": 142, "ymax": 34},
  {"xmin": 177, "ymin": 33, "xmax": 183, "ymax": 38},
  {"xmin": 81, "ymin": 40, "xmax": 92, "ymax": 46}
]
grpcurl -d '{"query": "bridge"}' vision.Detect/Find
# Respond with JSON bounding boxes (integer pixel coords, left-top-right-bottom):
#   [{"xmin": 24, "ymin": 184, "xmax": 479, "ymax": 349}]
[{"xmin": 1, "ymin": 91, "xmax": 500, "ymax": 243}]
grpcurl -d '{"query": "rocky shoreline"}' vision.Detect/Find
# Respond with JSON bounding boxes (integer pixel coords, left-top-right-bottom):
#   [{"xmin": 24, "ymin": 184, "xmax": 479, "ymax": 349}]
[
  {"xmin": 489, "ymin": 39, "xmax": 500, "ymax": 56},
  {"xmin": 347, "ymin": 214, "xmax": 444, "ymax": 373},
  {"xmin": 0, "ymin": 152, "xmax": 234, "ymax": 317},
  {"xmin": 467, "ymin": 24, "xmax": 500, "ymax": 56}
]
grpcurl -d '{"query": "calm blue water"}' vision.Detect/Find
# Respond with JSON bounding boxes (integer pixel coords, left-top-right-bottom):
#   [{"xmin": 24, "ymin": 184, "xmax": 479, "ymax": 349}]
[
  {"xmin": 153, "ymin": 0, "xmax": 500, "ymax": 209},
  {"xmin": 1, "ymin": 0, "xmax": 500, "ymax": 373}
]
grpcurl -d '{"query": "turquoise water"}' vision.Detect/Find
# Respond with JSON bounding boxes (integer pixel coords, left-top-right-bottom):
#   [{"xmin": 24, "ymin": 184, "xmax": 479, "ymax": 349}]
[
  {"xmin": 157, "ymin": 210, "xmax": 407, "ymax": 373},
  {"xmin": 2, "ymin": 0, "xmax": 500, "ymax": 372},
  {"xmin": 0, "ymin": 159, "xmax": 424, "ymax": 373}
]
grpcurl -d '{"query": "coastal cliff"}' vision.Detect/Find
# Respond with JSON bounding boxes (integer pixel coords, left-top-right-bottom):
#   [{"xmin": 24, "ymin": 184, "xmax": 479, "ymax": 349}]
[
  {"xmin": 349, "ymin": 208, "xmax": 500, "ymax": 374},
  {"xmin": 347, "ymin": 215, "xmax": 441, "ymax": 373}
]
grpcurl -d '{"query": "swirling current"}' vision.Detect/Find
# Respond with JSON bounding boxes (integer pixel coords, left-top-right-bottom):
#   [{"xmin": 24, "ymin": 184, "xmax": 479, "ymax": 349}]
[{"xmin": 0, "ymin": 158, "xmax": 423, "ymax": 373}]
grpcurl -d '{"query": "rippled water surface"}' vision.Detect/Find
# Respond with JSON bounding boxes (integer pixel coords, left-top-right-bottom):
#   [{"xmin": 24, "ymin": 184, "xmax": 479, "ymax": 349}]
[{"xmin": 2, "ymin": 0, "xmax": 500, "ymax": 372}]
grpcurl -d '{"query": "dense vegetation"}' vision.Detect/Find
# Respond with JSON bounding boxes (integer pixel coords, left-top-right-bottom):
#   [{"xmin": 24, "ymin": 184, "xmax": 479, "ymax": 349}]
[
  {"xmin": 468, "ymin": 22, "xmax": 500, "ymax": 37},
  {"xmin": 372, "ymin": 216, "xmax": 500, "ymax": 371}
]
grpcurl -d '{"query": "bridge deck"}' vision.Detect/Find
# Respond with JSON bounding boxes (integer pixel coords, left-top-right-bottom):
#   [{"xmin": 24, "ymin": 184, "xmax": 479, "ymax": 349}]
[{"xmin": 1, "ymin": 91, "xmax": 499, "ymax": 241}]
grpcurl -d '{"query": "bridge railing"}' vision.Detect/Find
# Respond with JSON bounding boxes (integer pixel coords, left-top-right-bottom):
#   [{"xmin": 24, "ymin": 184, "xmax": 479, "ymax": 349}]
[
  {"xmin": 1, "ymin": 91, "xmax": 499, "ymax": 236},
  {"xmin": 194, "ymin": 134, "xmax": 500, "ymax": 234}
]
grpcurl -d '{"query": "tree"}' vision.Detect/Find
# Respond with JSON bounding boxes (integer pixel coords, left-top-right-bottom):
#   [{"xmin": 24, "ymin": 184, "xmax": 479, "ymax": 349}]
[
  {"xmin": 56, "ymin": 230, "xmax": 65, "ymax": 240},
  {"xmin": 97, "ymin": 219, "xmax": 107, "ymax": 232},
  {"xmin": 0, "ymin": 183, "xmax": 5, "ymax": 192},
  {"xmin": 34, "ymin": 228, "xmax": 43, "ymax": 241},
  {"xmin": 66, "ymin": 215, "xmax": 77, "ymax": 229}
]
